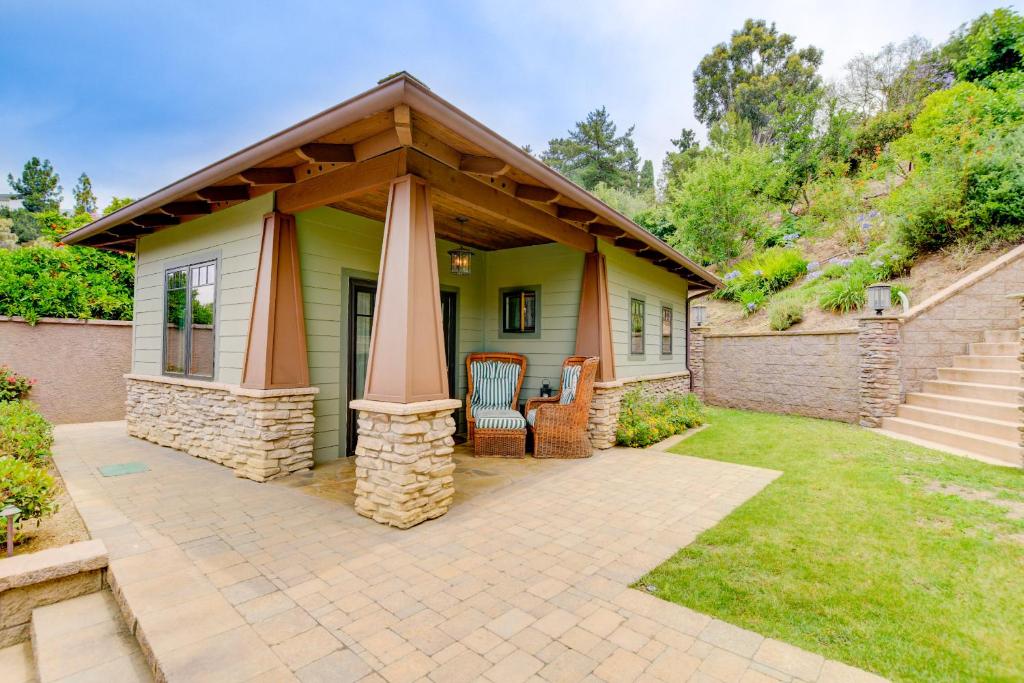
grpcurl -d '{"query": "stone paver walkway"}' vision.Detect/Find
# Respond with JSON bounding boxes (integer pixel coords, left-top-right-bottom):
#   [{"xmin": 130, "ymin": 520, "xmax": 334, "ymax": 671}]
[{"xmin": 53, "ymin": 422, "xmax": 885, "ymax": 683}]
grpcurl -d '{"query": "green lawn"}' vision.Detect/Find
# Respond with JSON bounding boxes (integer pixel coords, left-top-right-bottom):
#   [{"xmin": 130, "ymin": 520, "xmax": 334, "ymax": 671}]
[{"xmin": 641, "ymin": 408, "xmax": 1024, "ymax": 682}]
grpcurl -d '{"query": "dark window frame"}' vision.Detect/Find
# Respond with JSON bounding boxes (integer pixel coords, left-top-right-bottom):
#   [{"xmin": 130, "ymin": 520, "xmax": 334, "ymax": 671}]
[
  {"xmin": 629, "ymin": 296, "xmax": 646, "ymax": 357},
  {"xmin": 661, "ymin": 305, "xmax": 673, "ymax": 357},
  {"xmin": 162, "ymin": 259, "xmax": 217, "ymax": 380},
  {"xmin": 499, "ymin": 286, "xmax": 541, "ymax": 339}
]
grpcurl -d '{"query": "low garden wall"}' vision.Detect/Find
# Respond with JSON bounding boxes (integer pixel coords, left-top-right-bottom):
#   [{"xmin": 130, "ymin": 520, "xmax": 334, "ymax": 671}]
[
  {"xmin": 0, "ymin": 317, "xmax": 132, "ymax": 424},
  {"xmin": 700, "ymin": 329, "xmax": 860, "ymax": 423}
]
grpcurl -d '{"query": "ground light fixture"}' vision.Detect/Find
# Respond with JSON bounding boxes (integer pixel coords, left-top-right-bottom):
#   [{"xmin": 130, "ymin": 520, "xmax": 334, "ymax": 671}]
[
  {"xmin": 691, "ymin": 303, "xmax": 708, "ymax": 327},
  {"xmin": 2, "ymin": 505, "xmax": 19, "ymax": 557},
  {"xmin": 867, "ymin": 283, "xmax": 892, "ymax": 315}
]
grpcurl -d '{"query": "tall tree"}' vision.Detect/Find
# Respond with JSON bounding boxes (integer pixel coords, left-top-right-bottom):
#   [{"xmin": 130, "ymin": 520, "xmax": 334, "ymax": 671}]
[
  {"xmin": 102, "ymin": 196, "xmax": 134, "ymax": 215},
  {"xmin": 639, "ymin": 160, "xmax": 655, "ymax": 192},
  {"xmin": 72, "ymin": 173, "xmax": 97, "ymax": 215},
  {"xmin": 693, "ymin": 19, "xmax": 823, "ymax": 144},
  {"xmin": 7, "ymin": 157, "xmax": 62, "ymax": 213},
  {"xmin": 540, "ymin": 107, "xmax": 641, "ymax": 191},
  {"xmin": 840, "ymin": 36, "xmax": 931, "ymax": 117},
  {"xmin": 944, "ymin": 8, "xmax": 1024, "ymax": 82},
  {"xmin": 661, "ymin": 128, "xmax": 702, "ymax": 188}
]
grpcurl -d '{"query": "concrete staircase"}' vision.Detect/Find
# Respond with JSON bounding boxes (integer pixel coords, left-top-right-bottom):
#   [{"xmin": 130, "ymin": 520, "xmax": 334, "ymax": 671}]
[
  {"xmin": 882, "ymin": 330, "xmax": 1022, "ymax": 466},
  {"xmin": 0, "ymin": 590, "xmax": 151, "ymax": 683}
]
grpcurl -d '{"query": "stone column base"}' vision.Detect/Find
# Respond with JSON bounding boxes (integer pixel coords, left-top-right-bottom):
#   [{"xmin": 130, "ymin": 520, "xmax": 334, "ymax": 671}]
[
  {"xmin": 350, "ymin": 398, "xmax": 461, "ymax": 529},
  {"xmin": 589, "ymin": 382, "xmax": 625, "ymax": 449},
  {"xmin": 857, "ymin": 316, "xmax": 902, "ymax": 427},
  {"xmin": 125, "ymin": 374, "xmax": 318, "ymax": 482}
]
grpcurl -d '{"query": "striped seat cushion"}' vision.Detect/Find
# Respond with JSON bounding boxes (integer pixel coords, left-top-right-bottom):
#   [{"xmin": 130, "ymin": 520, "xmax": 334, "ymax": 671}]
[
  {"xmin": 474, "ymin": 408, "xmax": 527, "ymax": 430},
  {"xmin": 558, "ymin": 364, "xmax": 582, "ymax": 405},
  {"xmin": 470, "ymin": 361, "xmax": 521, "ymax": 411}
]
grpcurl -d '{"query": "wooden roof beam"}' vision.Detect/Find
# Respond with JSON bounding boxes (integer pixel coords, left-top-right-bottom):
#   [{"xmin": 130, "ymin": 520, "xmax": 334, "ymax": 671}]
[
  {"xmin": 615, "ymin": 236, "xmax": 646, "ymax": 251},
  {"xmin": 130, "ymin": 214, "xmax": 180, "ymax": 227},
  {"xmin": 197, "ymin": 185, "xmax": 250, "ymax": 202},
  {"xmin": 556, "ymin": 205, "xmax": 598, "ymax": 224},
  {"xmin": 589, "ymin": 222, "xmax": 624, "ymax": 239},
  {"xmin": 459, "ymin": 155, "xmax": 510, "ymax": 176},
  {"xmin": 297, "ymin": 143, "xmax": 356, "ymax": 163},
  {"xmin": 514, "ymin": 184, "xmax": 559, "ymax": 203},
  {"xmin": 406, "ymin": 149, "xmax": 594, "ymax": 252},
  {"xmin": 277, "ymin": 148, "xmax": 409, "ymax": 214},
  {"xmin": 240, "ymin": 167, "xmax": 295, "ymax": 185},
  {"xmin": 160, "ymin": 201, "xmax": 211, "ymax": 216}
]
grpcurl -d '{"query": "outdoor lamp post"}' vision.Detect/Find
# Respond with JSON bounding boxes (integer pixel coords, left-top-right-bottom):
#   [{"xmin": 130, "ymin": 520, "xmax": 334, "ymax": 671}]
[
  {"xmin": 2, "ymin": 505, "xmax": 20, "ymax": 557},
  {"xmin": 448, "ymin": 245, "xmax": 473, "ymax": 276},
  {"xmin": 691, "ymin": 303, "xmax": 708, "ymax": 327},
  {"xmin": 867, "ymin": 283, "xmax": 891, "ymax": 315}
]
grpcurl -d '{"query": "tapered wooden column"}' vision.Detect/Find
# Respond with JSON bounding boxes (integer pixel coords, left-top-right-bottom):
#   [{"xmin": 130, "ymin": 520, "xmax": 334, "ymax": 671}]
[
  {"xmin": 363, "ymin": 175, "xmax": 449, "ymax": 403},
  {"xmin": 575, "ymin": 251, "xmax": 616, "ymax": 382},
  {"xmin": 241, "ymin": 211, "xmax": 310, "ymax": 389}
]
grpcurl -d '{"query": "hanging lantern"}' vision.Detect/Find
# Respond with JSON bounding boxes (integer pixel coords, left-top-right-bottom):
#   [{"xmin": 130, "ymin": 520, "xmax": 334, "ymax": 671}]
[
  {"xmin": 448, "ymin": 245, "xmax": 473, "ymax": 275},
  {"xmin": 867, "ymin": 283, "xmax": 891, "ymax": 315}
]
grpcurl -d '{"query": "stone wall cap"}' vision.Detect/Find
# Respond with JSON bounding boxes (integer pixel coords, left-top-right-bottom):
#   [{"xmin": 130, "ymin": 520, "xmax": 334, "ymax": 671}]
[
  {"xmin": 904, "ymin": 242, "xmax": 1024, "ymax": 321},
  {"xmin": 0, "ymin": 315, "xmax": 132, "ymax": 327},
  {"xmin": 350, "ymin": 398, "xmax": 462, "ymax": 415},
  {"xmin": 125, "ymin": 373, "xmax": 319, "ymax": 397},
  {"xmin": 704, "ymin": 328, "xmax": 858, "ymax": 339},
  {"xmin": 594, "ymin": 370, "xmax": 690, "ymax": 389},
  {"xmin": 0, "ymin": 538, "xmax": 108, "ymax": 592},
  {"xmin": 857, "ymin": 315, "xmax": 904, "ymax": 322}
]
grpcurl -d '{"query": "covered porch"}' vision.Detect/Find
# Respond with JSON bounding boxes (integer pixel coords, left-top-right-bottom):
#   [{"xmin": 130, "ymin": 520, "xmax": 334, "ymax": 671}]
[{"xmin": 62, "ymin": 73, "xmax": 719, "ymax": 529}]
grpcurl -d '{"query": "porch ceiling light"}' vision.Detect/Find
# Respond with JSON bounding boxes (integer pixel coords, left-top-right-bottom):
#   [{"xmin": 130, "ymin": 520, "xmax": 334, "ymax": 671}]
[
  {"xmin": 867, "ymin": 283, "xmax": 891, "ymax": 315},
  {"xmin": 691, "ymin": 303, "xmax": 707, "ymax": 327},
  {"xmin": 449, "ymin": 245, "xmax": 473, "ymax": 276}
]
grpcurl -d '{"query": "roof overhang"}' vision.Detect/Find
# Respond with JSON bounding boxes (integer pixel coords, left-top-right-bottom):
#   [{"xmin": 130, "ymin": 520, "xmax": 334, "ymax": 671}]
[{"xmin": 63, "ymin": 73, "xmax": 719, "ymax": 290}]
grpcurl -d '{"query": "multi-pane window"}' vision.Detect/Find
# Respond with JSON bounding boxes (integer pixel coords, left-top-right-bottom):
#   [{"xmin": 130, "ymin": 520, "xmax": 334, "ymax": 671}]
[
  {"xmin": 661, "ymin": 306, "xmax": 673, "ymax": 356},
  {"xmin": 502, "ymin": 289, "xmax": 537, "ymax": 334},
  {"xmin": 630, "ymin": 298, "xmax": 645, "ymax": 356},
  {"xmin": 164, "ymin": 261, "xmax": 216, "ymax": 378}
]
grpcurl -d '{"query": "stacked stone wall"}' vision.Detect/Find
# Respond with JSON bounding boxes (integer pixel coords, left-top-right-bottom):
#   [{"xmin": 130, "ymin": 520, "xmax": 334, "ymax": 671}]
[
  {"xmin": 587, "ymin": 371, "xmax": 690, "ymax": 449},
  {"xmin": 125, "ymin": 375, "xmax": 317, "ymax": 482}
]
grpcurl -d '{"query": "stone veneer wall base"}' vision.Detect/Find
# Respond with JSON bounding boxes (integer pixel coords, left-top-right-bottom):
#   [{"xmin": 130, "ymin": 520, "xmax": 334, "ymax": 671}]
[
  {"xmin": 125, "ymin": 374, "xmax": 318, "ymax": 482},
  {"xmin": 350, "ymin": 398, "xmax": 461, "ymax": 529},
  {"xmin": 588, "ymin": 371, "xmax": 691, "ymax": 450}
]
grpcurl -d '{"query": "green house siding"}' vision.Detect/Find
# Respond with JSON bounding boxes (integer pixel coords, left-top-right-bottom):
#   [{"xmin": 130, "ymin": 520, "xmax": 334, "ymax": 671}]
[
  {"xmin": 600, "ymin": 240, "xmax": 689, "ymax": 379},
  {"xmin": 295, "ymin": 206, "xmax": 486, "ymax": 463},
  {"xmin": 131, "ymin": 194, "xmax": 270, "ymax": 384},
  {"xmin": 483, "ymin": 244, "xmax": 584, "ymax": 395}
]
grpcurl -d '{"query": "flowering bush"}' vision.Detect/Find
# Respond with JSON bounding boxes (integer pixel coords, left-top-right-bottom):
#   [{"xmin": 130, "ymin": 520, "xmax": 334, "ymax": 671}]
[
  {"xmin": 0, "ymin": 365, "xmax": 34, "ymax": 402},
  {"xmin": 616, "ymin": 390, "xmax": 706, "ymax": 448},
  {"xmin": 0, "ymin": 457, "xmax": 57, "ymax": 544},
  {"xmin": 715, "ymin": 248, "xmax": 808, "ymax": 313},
  {"xmin": 0, "ymin": 401, "xmax": 53, "ymax": 465}
]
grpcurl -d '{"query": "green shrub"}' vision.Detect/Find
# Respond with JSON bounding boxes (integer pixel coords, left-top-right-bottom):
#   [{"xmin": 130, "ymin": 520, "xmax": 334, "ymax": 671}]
[
  {"xmin": 816, "ymin": 244, "xmax": 913, "ymax": 314},
  {"xmin": 717, "ymin": 248, "xmax": 808, "ymax": 313},
  {"xmin": 849, "ymin": 107, "xmax": 916, "ymax": 170},
  {"xmin": 0, "ymin": 244, "xmax": 134, "ymax": 323},
  {"xmin": 0, "ymin": 401, "xmax": 53, "ymax": 465},
  {"xmin": 0, "ymin": 365, "xmax": 34, "ymax": 402},
  {"xmin": 767, "ymin": 297, "xmax": 805, "ymax": 331},
  {"xmin": 616, "ymin": 390, "xmax": 706, "ymax": 448},
  {"xmin": 755, "ymin": 215, "xmax": 803, "ymax": 249},
  {"xmin": 0, "ymin": 458, "xmax": 57, "ymax": 543}
]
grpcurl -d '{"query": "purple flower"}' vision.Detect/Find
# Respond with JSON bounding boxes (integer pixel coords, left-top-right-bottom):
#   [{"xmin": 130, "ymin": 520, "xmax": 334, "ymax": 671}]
[
  {"xmin": 807, "ymin": 261, "xmax": 820, "ymax": 272},
  {"xmin": 724, "ymin": 270, "xmax": 741, "ymax": 281},
  {"xmin": 746, "ymin": 302, "xmax": 756, "ymax": 312},
  {"xmin": 805, "ymin": 270, "xmax": 823, "ymax": 282},
  {"xmin": 753, "ymin": 269, "xmax": 763, "ymax": 277}
]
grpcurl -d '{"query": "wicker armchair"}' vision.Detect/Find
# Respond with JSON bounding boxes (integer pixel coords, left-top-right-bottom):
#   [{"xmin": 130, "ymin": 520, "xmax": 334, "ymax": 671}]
[
  {"xmin": 466, "ymin": 352, "xmax": 528, "ymax": 457},
  {"xmin": 525, "ymin": 356, "xmax": 599, "ymax": 458}
]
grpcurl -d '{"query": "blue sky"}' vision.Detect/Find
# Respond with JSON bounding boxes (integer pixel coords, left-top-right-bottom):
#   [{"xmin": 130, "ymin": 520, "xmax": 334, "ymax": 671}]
[{"xmin": 1, "ymin": 0, "xmax": 1004, "ymax": 210}]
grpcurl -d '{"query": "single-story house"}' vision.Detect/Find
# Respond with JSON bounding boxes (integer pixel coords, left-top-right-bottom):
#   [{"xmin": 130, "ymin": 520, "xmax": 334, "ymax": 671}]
[{"xmin": 63, "ymin": 72, "xmax": 720, "ymax": 527}]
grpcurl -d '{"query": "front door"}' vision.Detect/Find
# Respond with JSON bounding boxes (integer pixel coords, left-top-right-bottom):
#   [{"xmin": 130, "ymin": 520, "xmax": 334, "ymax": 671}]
[{"xmin": 346, "ymin": 282, "xmax": 457, "ymax": 455}]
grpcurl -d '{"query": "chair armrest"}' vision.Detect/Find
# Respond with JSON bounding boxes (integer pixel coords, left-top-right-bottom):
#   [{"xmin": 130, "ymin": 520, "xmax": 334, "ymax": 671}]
[{"xmin": 524, "ymin": 396, "xmax": 559, "ymax": 414}]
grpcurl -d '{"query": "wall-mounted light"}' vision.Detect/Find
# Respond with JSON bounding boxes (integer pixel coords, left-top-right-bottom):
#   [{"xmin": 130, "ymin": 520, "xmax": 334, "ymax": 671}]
[
  {"xmin": 691, "ymin": 304, "xmax": 708, "ymax": 327},
  {"xmin": 867, "ymin": 283, "xmax": 891, "ymax": 315}
]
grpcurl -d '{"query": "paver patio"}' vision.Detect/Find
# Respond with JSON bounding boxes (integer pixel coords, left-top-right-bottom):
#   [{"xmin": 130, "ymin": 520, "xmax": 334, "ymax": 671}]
[{"xmin": 52, "ymin": 422, "xmax": 885, "ymax": 682}]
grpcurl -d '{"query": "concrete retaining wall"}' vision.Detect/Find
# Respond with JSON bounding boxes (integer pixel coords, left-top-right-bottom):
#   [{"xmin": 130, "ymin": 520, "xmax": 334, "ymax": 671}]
[
  {"xmin": 703, "ymin": 329, "xmax": 860, "ymax": 423},
  {"xmin": 0, "ymin": 317, "xmax": 132, "ymax": 424}
]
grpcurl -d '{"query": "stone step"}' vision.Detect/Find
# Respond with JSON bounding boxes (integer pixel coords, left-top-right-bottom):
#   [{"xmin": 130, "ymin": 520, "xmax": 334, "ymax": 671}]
[
  {"xmin": 880, "ymin": 416, "xmax": 1022, "ymax": 465},
  {"xmin": 953, "ymin": 354, "xmax": 1019, "ymax": 370},
  {"xmin": 32, "ymin": 590, "xmax": 151, "ymax": 683},
  {"xmin": 922, "ymin": 380, "xmax": 1021, "ymax": 403},
  {"xmin": 906, "ymin": 392, "xmax": 1021, "ymax": 422},
  {"xmin": 970, "ymin": 341, "xmax": 1019, "ymax": 356},
  {"xmin": 936, "ymin": 366, "xmax": 1022, "ymax": 387},
  {"xmin": 984, "ymin": 330, "xmax": 1017, "ymax": 343},
  {"xmin": 894, "ymin": 404, "xmax": 1019, "ymax": 442},
  {"xmin": 0, "ymin": 641, "xmax": 35, "ymax": 683}
]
